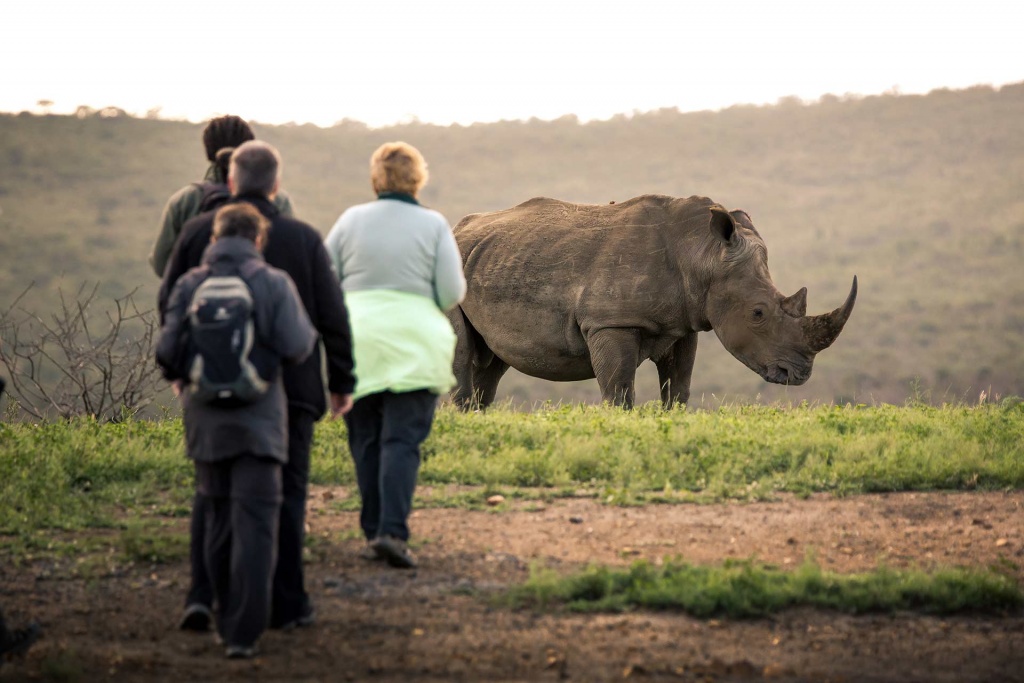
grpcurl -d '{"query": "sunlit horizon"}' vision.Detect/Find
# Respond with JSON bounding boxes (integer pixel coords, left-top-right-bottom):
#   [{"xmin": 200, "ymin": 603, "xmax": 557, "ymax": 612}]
[
  {"xmin": 6, "ymin": 77, "xmax": 1023, "ymax": 130},
  {"xmin": 3, "ymin": 0, "xmax": 1022, "ymax": 129}
]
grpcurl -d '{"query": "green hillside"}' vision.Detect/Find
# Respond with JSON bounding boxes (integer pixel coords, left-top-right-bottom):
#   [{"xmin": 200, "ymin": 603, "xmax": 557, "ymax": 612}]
[{"xmin": 1, "ymin": 83, "xmax": 1022, "ymax": 407}]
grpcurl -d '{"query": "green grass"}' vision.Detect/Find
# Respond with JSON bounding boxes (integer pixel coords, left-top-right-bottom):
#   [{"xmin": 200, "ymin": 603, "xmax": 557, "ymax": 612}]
[
  {"xmin": 3, "ymin": 401, "xmax": 1023, "ymax": 538},
  {"xmin": 117, "ymin": 522, "xmax": 189, "ymax": 564},
  {"xmin": 0, "ymin": 417, "xmax": 193, "ymax": 533},
  {"xmin": 2, "ymin": 402, "xmax": 1022, "ymax": 615},
  {"xmin": 504, "ymin": 558, "xmax": 1024, "ymax": 617}
]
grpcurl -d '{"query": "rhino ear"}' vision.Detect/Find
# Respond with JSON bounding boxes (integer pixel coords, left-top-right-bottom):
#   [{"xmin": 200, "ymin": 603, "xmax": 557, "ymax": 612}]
[{"xmin": 709, "ymin": 208, "xmax": 737, "ymax": 245}]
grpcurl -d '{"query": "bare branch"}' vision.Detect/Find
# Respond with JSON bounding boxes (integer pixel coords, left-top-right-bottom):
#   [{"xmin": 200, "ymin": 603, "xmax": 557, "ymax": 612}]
[{"xmin": 0, "ymin": 283, "xmax": 166, "ymax": 421}]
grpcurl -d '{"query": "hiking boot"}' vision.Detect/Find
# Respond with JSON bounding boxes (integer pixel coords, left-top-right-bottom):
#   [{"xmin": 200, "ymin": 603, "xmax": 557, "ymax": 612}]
[
  {"xmin": 371, "ymin": 535, "xmax": 417, "ymax": 569},
  {"xmin": 178, "ymin": 603, "xmax": 213, "ymax": 632},
  {"xmin": 0, "ymin": 622, "xmax": 41, "ymax": 659},
  {"xmin": 225, "ymin": 644, "xmax": 257, "ymax": 659}
]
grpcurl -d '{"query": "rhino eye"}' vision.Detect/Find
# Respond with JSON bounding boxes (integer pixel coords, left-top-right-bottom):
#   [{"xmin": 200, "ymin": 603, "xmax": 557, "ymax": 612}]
[{"xmin": 752, "ymin": 308, "xmax": 765, "ymax": 321}]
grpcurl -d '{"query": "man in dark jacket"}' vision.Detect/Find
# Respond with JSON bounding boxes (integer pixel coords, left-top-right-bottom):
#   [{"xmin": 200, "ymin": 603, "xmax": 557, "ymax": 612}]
[
  {"xmin": 148, "ymin": 114, "xmax": 295, "ymax": 277},
  {"xmin": 160, "ymin": 140, "xmax": 355, "ymax": 632},
  {"xmin": 157, "ymin": 202, "xmax": 318, "ymax": 657}
]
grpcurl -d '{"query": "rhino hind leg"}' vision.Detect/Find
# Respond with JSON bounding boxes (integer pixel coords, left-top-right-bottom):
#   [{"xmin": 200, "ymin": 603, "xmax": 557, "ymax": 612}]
[
  {"xmin": 655, "ymin": 334, "xmax": 698, "ymax": 409},
  {"xmin": 450, "ymin": 306, "xmax": 475, "ymax": 408},
  {"xmin": 469, "ymin": 357, "xmax": 509, "ymax": 409},
  {"xmin": 587, "ymin": 328, "xmax": 641, "ymax": 409},
  {"xmin": 450, "ymin": 306, "xmax": 507, "ymax": 410}
]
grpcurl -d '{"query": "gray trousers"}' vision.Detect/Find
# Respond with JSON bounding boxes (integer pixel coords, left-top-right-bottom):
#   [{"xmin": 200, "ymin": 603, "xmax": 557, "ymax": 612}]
[{"xmin": 196, "ymin": 455, "xmax": 282, "ymax": 648}]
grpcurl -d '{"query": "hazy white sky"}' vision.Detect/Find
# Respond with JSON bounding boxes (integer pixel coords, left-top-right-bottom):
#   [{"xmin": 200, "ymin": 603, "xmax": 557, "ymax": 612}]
[{"xmin": 3, "ymin": 0, "xmax": 1021, "ymax": 127}]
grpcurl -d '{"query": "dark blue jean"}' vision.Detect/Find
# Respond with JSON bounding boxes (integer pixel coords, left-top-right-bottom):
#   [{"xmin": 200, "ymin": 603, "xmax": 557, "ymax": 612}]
[
  {"xmin": 344, "ymin": 389, "xmax": 437, "ymax": 542},
  {"xmin": 196, "ymin": 455, "xmax": 282, "ymax": 648},
  {"xmin": 187, "ymin": 407, "xmax": 317, "ymax": 627}
]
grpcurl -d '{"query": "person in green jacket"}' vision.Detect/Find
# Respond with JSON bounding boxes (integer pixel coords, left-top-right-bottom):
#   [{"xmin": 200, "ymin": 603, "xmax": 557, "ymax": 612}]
[{"xmin": 148, "ymin": 115, "xmax": 294, "ymax": 277}]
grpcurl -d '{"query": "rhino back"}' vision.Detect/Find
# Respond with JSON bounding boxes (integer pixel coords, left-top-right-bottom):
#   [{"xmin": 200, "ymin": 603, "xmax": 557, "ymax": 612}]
[
  {"xmin": 454, "ymin": 195, "xmax": 718, "ymax": 374},
  {"xmin": 455, "ymin": 194, "xmax": 715, "ymax": 276}
]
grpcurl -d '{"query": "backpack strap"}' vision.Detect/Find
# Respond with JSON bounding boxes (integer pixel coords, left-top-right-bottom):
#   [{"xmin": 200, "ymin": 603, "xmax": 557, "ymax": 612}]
[{"xmin": 192, "ymin": 181, "xmax": 232, "ymax": 213}]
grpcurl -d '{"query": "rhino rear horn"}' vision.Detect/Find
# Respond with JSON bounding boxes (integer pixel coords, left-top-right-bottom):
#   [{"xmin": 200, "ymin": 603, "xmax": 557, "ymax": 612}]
[
  {"xmin": 801, "ymin": 276, "xmax": 858, "ymax": 352},
  {"xmin": 781, "ymin": 287, "xmax": 807, "ymax": 317}
]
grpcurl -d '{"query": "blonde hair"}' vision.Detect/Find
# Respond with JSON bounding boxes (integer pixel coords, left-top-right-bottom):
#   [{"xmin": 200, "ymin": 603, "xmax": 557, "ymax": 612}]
[{"xmin": 370, "ymin": 141, "xmax": 428, "ymax": 196}]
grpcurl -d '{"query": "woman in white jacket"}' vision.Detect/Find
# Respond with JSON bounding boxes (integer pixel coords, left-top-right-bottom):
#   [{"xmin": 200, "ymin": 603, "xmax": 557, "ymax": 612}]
[{"xmin": 324, "ymin": 142, "xmax": 466, "ymax": 568}]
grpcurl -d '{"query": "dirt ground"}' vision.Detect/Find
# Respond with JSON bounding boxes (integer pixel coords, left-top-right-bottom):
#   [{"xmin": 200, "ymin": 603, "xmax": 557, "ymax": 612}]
[{"xmin": 2, "ymin": 490, "xmax": 1023, "ymax": 682}]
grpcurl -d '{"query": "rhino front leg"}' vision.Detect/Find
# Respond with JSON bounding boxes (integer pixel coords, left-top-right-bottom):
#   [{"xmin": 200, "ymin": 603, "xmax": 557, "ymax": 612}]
[
  {"xmin": 655, "ymin": 334, "xmax": 698, "ymax": 409},
  {"xmin": 587, "ymin": 328, "xmax": 641, "ymax": 408}
]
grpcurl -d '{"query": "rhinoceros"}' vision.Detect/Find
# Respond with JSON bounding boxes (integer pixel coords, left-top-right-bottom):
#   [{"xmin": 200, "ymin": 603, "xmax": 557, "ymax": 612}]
[{"xmin": 449, "ymin": 194, "xmax": 856, "ymax": 409}]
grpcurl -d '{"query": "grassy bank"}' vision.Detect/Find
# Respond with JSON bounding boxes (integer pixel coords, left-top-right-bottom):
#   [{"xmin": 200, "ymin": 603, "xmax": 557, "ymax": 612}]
[
  {"xmin": 505, "ymin": 558, "xmax": 1024, "ymax": 617},
  {"xmin": 2, "ymin": 400, "xmax": 1023, "ymax": 536}
]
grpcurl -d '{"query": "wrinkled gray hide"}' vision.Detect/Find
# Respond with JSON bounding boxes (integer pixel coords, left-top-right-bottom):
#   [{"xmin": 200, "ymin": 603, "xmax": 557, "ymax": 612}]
[{"xmin": 449, "ymin": 195, "xmax": 856, "ymax": 409}]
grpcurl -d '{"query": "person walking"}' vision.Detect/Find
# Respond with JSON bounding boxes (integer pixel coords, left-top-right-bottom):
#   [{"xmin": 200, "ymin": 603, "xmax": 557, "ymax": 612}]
[
  {"xmin": 156, "ymin": 202, "xmax": 317, "ymax": 657},
  {"xmin": 148, "ymin": 115, "xmax": 294, "ymax": 277},
  {"xmin": 323, "ymin": 141, "xmax": 466, "ymax": 568},
  {"xmin": 160, "ymin": 141, "xmax": 354, "ymax": 632}
]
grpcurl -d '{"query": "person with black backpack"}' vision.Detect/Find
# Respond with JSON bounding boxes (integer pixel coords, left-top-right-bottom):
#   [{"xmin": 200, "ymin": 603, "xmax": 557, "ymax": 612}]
[
  {"xmin": 159, "ymin": 140, "xmax": 355, "ymax": 635},
  {"xmin": 156, "ymin": 202, "xmax": 318, "ymax": 658},
  {"xmin": 148, "ymin": 115, "xmax": 295, "ymax": 277}
]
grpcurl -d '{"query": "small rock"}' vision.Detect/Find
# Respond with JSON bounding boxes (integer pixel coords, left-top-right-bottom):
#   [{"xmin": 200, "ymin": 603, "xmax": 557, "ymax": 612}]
[
  {"xmin": 996, "ymin": 538, "xmax": 1009, "ymax": 547},
  {"xmin": 763, "ymin": 663, "xmax": 791, "ymax": 678},
  {"xmin": 323, "ymin": 577, "xmax": 341, "ymax": 588},
  {"xmin": 486, "ymin": 495, "xmax": 505, "ymax": 506},
  {"xmin": 569, "ymin": 516, "xmax": 584, "ymax": 524}
]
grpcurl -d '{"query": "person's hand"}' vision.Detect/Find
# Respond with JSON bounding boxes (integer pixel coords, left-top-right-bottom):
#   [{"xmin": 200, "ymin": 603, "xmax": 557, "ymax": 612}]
[
  {"xmin": 171, "ymin": 380, "xmax": 184, "ymax": 398},
  {"xmin": 330, "ymin": 393, "xmax": 353, "ymax": 418}
]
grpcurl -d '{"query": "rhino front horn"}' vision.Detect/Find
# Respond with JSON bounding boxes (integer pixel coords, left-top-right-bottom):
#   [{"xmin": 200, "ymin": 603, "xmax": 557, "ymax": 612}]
[{"xmin": 801, "ymin": 276, "xmax": 858, "ymax": 353}]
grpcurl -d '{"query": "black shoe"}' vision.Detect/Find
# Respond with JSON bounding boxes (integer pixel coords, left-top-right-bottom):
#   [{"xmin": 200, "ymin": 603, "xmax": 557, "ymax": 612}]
[
  {"xmin": 372, "ymin": 535, "xmax": 417, "ymax": 569},
  {"xmin": 178, "ymin": 603, "xmax": 212, "ymax": 632},
  {"xmin": 0, "ymin": 622, "xmax": 41, "ymax": 658}
]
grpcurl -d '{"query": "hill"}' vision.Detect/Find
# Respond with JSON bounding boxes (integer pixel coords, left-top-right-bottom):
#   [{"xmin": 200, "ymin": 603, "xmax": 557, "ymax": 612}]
[{"xmin": 1, "ymin": 83, "xmax": 1022, "ymax": 407}]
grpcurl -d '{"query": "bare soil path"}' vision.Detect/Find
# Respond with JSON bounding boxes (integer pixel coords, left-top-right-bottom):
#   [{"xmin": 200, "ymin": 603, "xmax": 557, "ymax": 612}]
[{"xmin": 2, "ymin": 490, "xmax": 1023, "ymax": 682}]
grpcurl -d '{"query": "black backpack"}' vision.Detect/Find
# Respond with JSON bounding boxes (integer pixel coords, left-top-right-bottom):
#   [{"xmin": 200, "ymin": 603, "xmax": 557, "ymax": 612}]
[
  {"xmin": 184, "ymin": 261, "xmax": 280, "ymax": 407},
  {"xmin": 193, "ymin": 181, "xmax": 232, "ymax": 214}
]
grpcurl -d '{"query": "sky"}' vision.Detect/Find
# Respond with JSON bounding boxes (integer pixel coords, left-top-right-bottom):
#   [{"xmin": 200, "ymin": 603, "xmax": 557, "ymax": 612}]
[{"xmin": 3, "ymin": 0, "xmax": 1022, "ymax": 128}]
